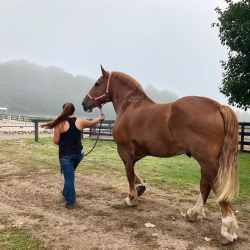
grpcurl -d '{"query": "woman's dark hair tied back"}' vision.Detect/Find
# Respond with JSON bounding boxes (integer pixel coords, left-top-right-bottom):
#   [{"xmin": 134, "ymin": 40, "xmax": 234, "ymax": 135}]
[
  {"xmin": 41, "ymin": 102, "xmax": 75, "ymax": 129},
  {"xmin": 63, "ymin": 102, "xmax": 75, "ymax": 115}
]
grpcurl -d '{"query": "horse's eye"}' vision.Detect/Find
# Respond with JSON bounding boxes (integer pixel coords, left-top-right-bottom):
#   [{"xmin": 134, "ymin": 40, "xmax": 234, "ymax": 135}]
[{"xmin": 95, "ymin": 83, "xmax": 100, "ymax": 87}]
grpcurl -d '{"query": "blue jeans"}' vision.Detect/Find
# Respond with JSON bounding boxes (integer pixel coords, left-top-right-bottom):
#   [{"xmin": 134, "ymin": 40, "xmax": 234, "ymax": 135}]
[{"xmin": 59, "ymin": 153, "xmax": 84, "ymax": 206}]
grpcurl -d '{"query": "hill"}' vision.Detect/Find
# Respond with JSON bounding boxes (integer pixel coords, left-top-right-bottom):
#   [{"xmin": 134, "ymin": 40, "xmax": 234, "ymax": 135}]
[
  {"xmin": 0, "ymin": 60, "xmax": 112, "ymax": 118},
  {"xmin": 0, "ymin": 60, "xmax": 179, "ymax": 119}
]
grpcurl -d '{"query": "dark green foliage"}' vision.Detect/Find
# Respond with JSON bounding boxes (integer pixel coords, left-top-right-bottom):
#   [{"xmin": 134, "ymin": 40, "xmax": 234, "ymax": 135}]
[{"xmin": 213, "ymin": 0, "xmax": 250, "ymax": 110}]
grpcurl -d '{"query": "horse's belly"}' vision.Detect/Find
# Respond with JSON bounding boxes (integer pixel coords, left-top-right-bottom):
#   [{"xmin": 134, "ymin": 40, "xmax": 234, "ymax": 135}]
[{"xmin": 132, "ymin": 134, "xmax": 186, "ymax": 158}]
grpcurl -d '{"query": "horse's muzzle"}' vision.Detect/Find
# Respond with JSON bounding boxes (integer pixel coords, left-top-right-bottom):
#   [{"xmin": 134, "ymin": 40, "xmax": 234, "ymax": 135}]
[
  {"xmin": 81, "ymin": 101, "xmax": 87, "ymax": 112},
  {"xmin": 82, "ymin": 101, "xmax": 93, "ymax": 112},
  {"xmin": 81, "ymin": 101, "xmax": 85, "ymax": 110}
]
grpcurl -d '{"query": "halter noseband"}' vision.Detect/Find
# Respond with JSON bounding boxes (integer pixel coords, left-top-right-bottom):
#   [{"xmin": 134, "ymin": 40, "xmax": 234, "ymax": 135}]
[{"xmin": 86, "ymin": 72, "xmax": 112, "ymax": 109}]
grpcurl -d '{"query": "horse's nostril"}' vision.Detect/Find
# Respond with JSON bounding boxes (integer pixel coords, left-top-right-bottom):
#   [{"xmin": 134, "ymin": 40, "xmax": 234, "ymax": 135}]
[{"xmin": 82, "ymin": 102, "xmax": 84, "ymax": 106}]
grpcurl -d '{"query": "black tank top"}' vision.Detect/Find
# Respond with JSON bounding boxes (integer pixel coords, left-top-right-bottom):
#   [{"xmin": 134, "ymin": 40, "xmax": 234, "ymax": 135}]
[{"xmin": 59, "ymin": 117, "xmax": 83, "ymax": 158}]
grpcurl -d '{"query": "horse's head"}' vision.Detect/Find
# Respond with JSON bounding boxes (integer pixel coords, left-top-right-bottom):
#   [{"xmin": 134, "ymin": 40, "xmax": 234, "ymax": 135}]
[{"xmin": 82, "ymin": 65, "xmax": 112, "ymax": 113}]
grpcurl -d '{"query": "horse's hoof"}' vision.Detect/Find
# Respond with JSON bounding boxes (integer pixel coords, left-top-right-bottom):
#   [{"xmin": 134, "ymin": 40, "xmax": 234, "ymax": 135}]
[
  {"xmin": 185, "ymin": 213, "xmax": 195, "ymax": 222},
  {"xmin": 220, "ymin": 236, "xmax": 235, "ymax": 246},
  {"xmin": 125, "ymin": 197, "xmax": 138, "ymax": 207},
  {"xmin": 136, "ymin": 184, "xmax": 146, "ymax": 197}
]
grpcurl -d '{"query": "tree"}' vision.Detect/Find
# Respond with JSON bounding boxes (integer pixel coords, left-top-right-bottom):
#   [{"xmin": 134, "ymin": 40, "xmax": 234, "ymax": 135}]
[{"xmin": 213, "ymin": 0, "xmax": 250, "ymax": 110}]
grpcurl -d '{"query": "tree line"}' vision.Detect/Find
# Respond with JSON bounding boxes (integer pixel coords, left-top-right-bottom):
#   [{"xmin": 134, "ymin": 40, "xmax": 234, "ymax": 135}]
[
  {"xmin": 1, "ymin": 59, "xmax": 249, "ymax": 121},
  {"xmin": 0, "ymin": 60, "xmax": 179, "ymax": 119}
]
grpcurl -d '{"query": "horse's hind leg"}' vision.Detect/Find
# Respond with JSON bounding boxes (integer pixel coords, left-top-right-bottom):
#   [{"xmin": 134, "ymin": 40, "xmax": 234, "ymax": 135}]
[
  {"xmin": 219, "ymin": 201, "xmax": 238, "ymax": 245},
  {"xmin": 185, "ymin": 192, "xmax": 206, "ymax": 222},
  {"xmin": 134, "ymin": 172, "xmax": 146, "ymax": 197},
  {"xmin": 185, "ymin": 181, "xmax": 238, "ymax": 246},
  {"xmin": 185, "ymin": 160, "xmax": 217, "ymax": 222},
  {"xmin": 185, "ymin": 159, "xmax": 238, "ymax": 245}
]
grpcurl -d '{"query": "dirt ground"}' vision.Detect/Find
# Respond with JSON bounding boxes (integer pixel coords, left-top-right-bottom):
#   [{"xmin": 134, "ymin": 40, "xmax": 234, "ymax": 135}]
[{"xmin": 0, "ymin": 135, "xmax": 249, "ymax": 250}]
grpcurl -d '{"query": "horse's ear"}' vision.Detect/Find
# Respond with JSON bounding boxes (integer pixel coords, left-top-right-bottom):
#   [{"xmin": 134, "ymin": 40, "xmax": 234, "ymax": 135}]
[{"xmin": 100, "ymin": 65, "xmax": 107, "ymax": 76}]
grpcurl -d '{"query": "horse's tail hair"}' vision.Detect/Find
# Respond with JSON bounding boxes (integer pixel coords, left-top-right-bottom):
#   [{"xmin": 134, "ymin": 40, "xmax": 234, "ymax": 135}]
[{"xmin": 214, "ymin": 105, "xmax": 239, "ymax": 202}]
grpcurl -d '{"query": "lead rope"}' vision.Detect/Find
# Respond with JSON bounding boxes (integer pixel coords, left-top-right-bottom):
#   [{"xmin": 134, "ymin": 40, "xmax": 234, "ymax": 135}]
[{"xmin": 83, "ymin": 109, "xmax": 104, "ymax": 157}]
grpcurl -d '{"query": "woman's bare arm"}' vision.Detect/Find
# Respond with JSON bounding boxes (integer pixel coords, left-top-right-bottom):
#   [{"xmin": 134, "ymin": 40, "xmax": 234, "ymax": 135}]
[
  {"xmin": 77, "ymin": 115, "xmax": 105, "ymax": 130},
  {"xmin": 53, "ymin": 125, "xmax": 61, "ymax": 145}
]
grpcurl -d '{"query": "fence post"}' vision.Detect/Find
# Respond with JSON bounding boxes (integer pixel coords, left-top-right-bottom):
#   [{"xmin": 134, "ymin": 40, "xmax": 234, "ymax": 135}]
[
  {"xmin": 240, "ymin": 122, "xmax": 245, "ymax": 152},
  {"xmin": 89, "ymin": 119, "xmax": 93, "ymax": 138},
  {"xmin": 32, "ymin": 118, "xmax": 54, "ymax": 142},
  {"xmin": 89, "ymin": 126, "xmax": 92, "ymax": 138},
  {"xmin": 34, "ymin": 120, "xmax": 39, "ymax": 142}
]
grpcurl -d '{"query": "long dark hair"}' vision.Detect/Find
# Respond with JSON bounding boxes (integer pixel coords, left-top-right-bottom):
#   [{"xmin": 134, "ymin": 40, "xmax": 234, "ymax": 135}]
[{"xmin": 41, "ymin": 102, "xmax": 75, "ymax": 129}]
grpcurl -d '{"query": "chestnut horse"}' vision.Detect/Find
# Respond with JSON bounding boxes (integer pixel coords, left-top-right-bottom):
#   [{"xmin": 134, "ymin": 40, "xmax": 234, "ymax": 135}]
[{"xmin": 82, "ymin": 66, "xmax": 239, "ymax": 245}]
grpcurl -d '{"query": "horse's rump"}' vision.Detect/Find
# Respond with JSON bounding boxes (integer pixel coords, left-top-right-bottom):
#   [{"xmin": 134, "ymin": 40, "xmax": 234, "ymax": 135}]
[
  {"xmin": 167, "ymin": 96, "xmax": 225, "ymax": 154},
  {"xmin": 167, "ymin": 97, "xmax": 239, "ymax": 201}
]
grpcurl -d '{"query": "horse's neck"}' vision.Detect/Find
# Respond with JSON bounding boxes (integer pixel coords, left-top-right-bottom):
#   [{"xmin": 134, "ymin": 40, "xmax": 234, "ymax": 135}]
[{"xmin": 110, "ymin": 80, "xmax": 153, "ymax": 113}]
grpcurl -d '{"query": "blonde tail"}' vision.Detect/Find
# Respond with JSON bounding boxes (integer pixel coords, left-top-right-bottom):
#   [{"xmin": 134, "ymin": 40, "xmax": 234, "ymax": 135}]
[{"xmin": 215, "ymin": 105, "xmax": 239, "ymax": 202}]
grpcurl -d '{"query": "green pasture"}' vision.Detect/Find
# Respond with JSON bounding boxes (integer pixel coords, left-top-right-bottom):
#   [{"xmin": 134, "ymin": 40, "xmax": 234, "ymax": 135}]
[
  {"xmin": 0, "ymin": 226, "xmax": 44, "ymax": 250},
  {"xmin": 1, "ymin": 137, "xmax": 250, "ymax": 203},
  {"xmin": 0, "ymin": 137, "xmax": 250, "ymax": 249}
]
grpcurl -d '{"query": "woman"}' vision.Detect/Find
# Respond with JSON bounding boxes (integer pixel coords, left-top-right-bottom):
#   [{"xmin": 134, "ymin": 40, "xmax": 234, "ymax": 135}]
[{"xmin": 41, "ymin": 102, "xmax": 105, "ymax": 209}]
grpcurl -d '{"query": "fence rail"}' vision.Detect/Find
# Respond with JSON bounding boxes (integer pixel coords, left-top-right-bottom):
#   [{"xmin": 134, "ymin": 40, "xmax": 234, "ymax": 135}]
[
  {"xmin": 239, "ymin": 122, "xmax": 250, "ymax": 153},
  {"xmin": 0, "ymin": 114, "xmax": 46, "ymax": 122},
  {"xmin": 1, "ymin": 114, "xmax": 250, "ymax": 153},
  {"xmin": 31, "ymin": 118, "xmax": 114, "ymax": 142}
]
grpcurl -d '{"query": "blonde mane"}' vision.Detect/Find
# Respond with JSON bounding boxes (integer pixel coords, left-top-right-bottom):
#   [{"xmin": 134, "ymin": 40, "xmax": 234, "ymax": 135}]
[{"xmin": 112, "ymin": 71, "xmax": 146, "ymax": 95}]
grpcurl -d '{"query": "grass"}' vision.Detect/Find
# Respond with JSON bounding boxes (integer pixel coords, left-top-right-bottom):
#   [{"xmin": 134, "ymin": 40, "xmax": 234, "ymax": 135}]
[
  {"xmin": 134, "ymin": 230, "xmax": 159, "ymax": 248},
  {"xmin": 0, "ymin": 225, "xmax": 44, "ymax": 250},
  {"xmin": 77, "ymin": 190, "xmax": 99, "ymax": 199},
  {"xmin": 1, "ymin": 137, "xmax": 250, "ymax": 249},
  {"xmin": 235, "ymin": 152, "xmax": 250, "ymax": 203},
  {"xmin": 1, "ymin": 137, "xmax": 250, "ymax": 203}
]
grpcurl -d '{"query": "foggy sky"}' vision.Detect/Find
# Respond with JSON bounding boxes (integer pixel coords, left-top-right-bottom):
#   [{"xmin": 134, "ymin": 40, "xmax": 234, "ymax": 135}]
[{"xmin": 0, "ymin": 0, "xmax": 237, "ymax": 107}]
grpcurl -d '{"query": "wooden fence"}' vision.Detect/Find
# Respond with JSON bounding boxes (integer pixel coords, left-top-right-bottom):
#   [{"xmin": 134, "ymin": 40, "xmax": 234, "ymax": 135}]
[
  {"xmin": 31, "ymin": 118, "xmax": 114, "ymax": 142},
  {"xmin": 1, "ymin": 114, "xmax": 250, "ymax": 153},
  {"xmin": 0, "ymin": 114, "xmax": 44, "ymax": 122},
  {"xmin": 239, "ymin": 122, "xmax": 250, "ymax": 153},
  {"xmin": 83, "ymin": 120, "xmax": 114, "ymax": 141}
]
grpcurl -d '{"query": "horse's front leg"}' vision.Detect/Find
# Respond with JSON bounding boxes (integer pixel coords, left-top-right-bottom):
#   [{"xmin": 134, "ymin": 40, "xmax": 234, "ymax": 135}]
[
  {"xmin": 118, "ymin": 148, "xmax": 138, "ymax": 206},
  {"xmin": 117, "ymin": 145, "xmax": 146, "ymax": 206},
  {"xmin": 124, "ymin": 159, "xmax": 138, "ymax": 207}
]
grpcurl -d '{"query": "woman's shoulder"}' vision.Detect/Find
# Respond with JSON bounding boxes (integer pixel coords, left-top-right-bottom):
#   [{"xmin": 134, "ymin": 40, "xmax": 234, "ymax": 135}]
[
  {"xmin": 75, "ymin": 118, "xmax": 89, "ymax": 130},
  {"xmin": 76, "ymin": 117, "xmax": 89, "ymax": 121},
  {"xmin": 75, "ymin": 117, "xmax": 88, "ymax": 124}
]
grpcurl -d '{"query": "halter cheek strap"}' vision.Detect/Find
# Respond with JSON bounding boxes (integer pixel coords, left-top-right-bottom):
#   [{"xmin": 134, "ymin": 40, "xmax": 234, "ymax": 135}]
[{"xmin": 87, "ymin": 72, "xmax": 112, "ymax": 109}]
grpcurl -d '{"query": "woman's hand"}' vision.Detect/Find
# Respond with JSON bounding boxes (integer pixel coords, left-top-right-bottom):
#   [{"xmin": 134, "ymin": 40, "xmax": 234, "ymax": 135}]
[{"xmin": 100, "ymin": 115, "xmax": 105, "ymax": 121}]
